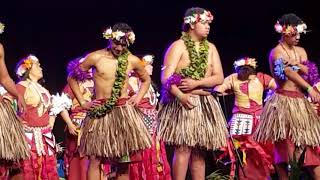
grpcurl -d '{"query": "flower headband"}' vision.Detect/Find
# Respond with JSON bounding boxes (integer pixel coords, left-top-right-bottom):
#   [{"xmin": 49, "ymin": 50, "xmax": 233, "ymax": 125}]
[
  {"xmin": 16, "ymin": 55, "xmax": 39, "ymax": 77},
  {"xmin": 142, "ymin": 55, "xmax": 154, "ymax": 65},
  {"xmin": 274, "ymin": 21, "xmax": 307, "ymax": 35},
  {"xmin": 0, "ymin": 22, "xmax": 5, "ymax": 34},
  {"xmin": 233, "ymin": 57, "xmax": 257, "ymax": 70},
  {"xmin": 102, "ymin": 28, "xmax": 135, "ymax": 46},
  {"xmin": 184, "ymin": 10, "xmax": 214, "ymax": 25}
]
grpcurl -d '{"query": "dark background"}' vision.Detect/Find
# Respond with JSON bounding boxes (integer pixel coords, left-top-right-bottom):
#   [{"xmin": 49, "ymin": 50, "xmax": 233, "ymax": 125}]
[{"xmin": 1, "ymin": 0, "xmax": 319, "ymax": 178}]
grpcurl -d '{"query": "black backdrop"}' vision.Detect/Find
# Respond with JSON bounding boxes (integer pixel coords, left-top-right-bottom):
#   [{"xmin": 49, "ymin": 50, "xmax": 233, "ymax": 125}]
[{"xmin": 1, "ymin": 0, "xmax": 319, "ymax": 178}]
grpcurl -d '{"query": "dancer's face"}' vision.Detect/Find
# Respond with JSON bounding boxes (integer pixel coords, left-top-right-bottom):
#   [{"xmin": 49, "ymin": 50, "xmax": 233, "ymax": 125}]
[
  {"xmin": 192, "ymin": 21, "xmax": 210, "ymax": 38},
  {"xmin": 284, "ymin": 32, "xmax": 300, "ymax": 46},
  {"xmin": 110, "ymin": 40, "xmax": 128, "ymax": 57},
  {"xmin": 29, "ymin": 61, "xmax": 43, "ymax": 80}
]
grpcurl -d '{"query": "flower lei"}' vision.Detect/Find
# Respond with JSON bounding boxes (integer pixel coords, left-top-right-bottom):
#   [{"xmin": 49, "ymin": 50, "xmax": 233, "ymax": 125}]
[
  {"xmin": 16, "ymin": 55, "xmax": 38, "ymax": 77},
  {"xmin": 0, "ymin": 22, "xmax": 5, "ymax": 34},
  {"xmin": 179, "ymin": 32, "xmax": 209, "ymax": 80},
  {"xmin": 274, "ymin": 58, "xmax": 300, "ymax": 81},
  {"xmin": 103, "ymin": 28, "xmax": 135, "ymax": 46},
  {"xmin": 88, "ymin": 51, "xmax": 130, "ymax": 118},
  {"xmin": 274, "ymin": 21, "xmax": 307, "ymax": 35},
  {"xmin": 184, "ymin": 10, "xmax": 214, "ymax": 25},
  {"xmin": 233, "ymin": 57, "xmax": 257, "ymax": 70}
]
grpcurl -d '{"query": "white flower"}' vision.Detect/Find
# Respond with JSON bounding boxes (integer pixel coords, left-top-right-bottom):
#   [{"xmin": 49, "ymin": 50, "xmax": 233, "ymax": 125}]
[
  {"xmin": 200, "ymin": 13, "xmax": 208, "ymax": 22},
  {"xmin": 16, "ymin": 66, "xmax": 26, "ymax": 77},
  {"xmin": 102, "ymin": 28, "xmax": 113, "ymax": 39},
  {"xmin": 28, "ymin": 55, "xmax": 39, "ymax": 62},
  {"xmin": 296, "ymin": 23, "xmax": 307, "ymax": 34},
  {"xmin": 274, "ymin": 21, "xmax": 283, "ymax": 33},
  {"xmin": 49, "ymin": 93, "xmax": 72, "ymax": 116},
  {"xmin": 142, "ymin": 55, "xmax": 154, "ymax": 64},
  {"xmin": 105, "ymin": 28, "xmax": 112, "ymax": 35},
  {"xmin": 184, "ymin": 16, "xmax": 196, "ymax": 24},
  {"xmin": 113, "ymin": 30, "xmax": 126, "ymax": 41},
  {"xmin": 0, "ymin": 22, "xmax": 4, "ymax": 34},
  {"xmin": 127, "ymin": 32, "xmax": 135, "ymax": 44}
]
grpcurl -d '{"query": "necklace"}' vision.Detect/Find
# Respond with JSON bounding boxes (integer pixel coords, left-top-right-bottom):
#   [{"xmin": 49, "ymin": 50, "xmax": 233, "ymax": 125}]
[
  {"xmin": 27, "ymin": 79, "xmax": 51, "ymax": 108},
  {"xmin": 279, "ymin": 42, "xmax": 298, "ymax": 62}
]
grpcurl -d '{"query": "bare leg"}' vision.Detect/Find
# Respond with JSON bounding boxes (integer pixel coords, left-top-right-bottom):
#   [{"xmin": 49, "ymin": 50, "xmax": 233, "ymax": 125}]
[
  {"xmin": 276, "ymin": 163, "xmax": 289, "ymax": 180},
  {"xmin": 172, "ymin": 146, "xmax": 191, "ymax": 180},
  {"xmin": 87, "ymin": 156, "xmax": 101, "ymax": 180},
  {"xmin": 79, "ymin": 156, "xmax": 89, "ymax": 180},
  {"xmin": 310, "ymin": 165, "xmax": 320, "ymax": 180},
  {"xmin": 190, "ymin": 149, "xmax": 205, "ymax": 180}
]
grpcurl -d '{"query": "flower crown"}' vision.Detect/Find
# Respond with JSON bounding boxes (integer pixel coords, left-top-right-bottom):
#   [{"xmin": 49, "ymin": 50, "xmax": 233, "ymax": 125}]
[
  {"xmin": 233, "ymin": 57, "xmax": 257, "ymax": 70},
  {"xmin": 274, "ymin": 21, "xmax": 307, "ymax": 35},
  {"xmin": 102, "ymin": 28, "xmax": 135, "ymax": 46},
  {"xmin": 184, "ymin": 10, "xmax": 214, "ymax": 25},
  {"xmin": 0, "ymin": 22, "xmax": 5, "ymax": 34},
  {"xmin": 16, "ymin": 55, "xmax": 39, "ymax": 77},
  {"xmin": 142, "ymin": 55, "xmax": 154, "ymax": 65}
]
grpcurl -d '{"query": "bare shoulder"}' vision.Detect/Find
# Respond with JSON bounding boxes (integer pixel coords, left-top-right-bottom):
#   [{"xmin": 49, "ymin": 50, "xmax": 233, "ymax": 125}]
[
  {"xmin": 269, "ymin": 46, "xmax": 282, "ymax": 60},
  {"xmin": 0, "ymin": 43, "xmax": 3, "ymax": 54},
  {"xmin": 295, "ymin": 46, "xmax": 306, "ymax": 52},
  {"xmin": 208, "ymin": 42, "xmax": 217, "ymax": 50},
  {"xmin": 85, "ymin": 49, "xmax": 105, "ymax": 62},
  {"xmin": 128, "ymin": 54, "xmax": 142, "ymax": 65},
  {"xmin": 168, "ymin": 39, "xmax": 185, "ymax": 51}
]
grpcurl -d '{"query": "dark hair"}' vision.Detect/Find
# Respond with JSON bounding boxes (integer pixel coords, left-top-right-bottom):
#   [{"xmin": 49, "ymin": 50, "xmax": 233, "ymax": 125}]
[
  {"xmin": 109, "ymin": 22, "xmax": 133, "ymax": 46},
  {"xmin": 112, "ymin": 22, "xmax": 133, "ymax": 33},
  {"xmin": 182, "ymin": 7, "xmax": 206, "ymax": 32},
  {"xmin": 278, "ymin": 13, "xmax": 304, "ymax": 27},
  {"xmin": 236, "ymin": 65, "xmax": 256, "ymax": 81}
]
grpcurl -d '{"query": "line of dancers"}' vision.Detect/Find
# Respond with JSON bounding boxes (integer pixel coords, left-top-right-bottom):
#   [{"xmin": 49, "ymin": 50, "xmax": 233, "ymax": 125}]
[{"xmin": 1, "ymin": 6, "xmax": 320, "ymax": 180}]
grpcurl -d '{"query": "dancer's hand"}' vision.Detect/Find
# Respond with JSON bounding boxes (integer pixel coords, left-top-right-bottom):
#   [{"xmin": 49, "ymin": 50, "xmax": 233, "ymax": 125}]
[
  {"xmin": 127, "ymin": 95, "xmax": 141, "ymax": 106},
  {"xmin": 80, "ymin": 100, "xmax": 92, "ymax": 110},
  {"xmin": 309, "ymin": 89, "xmax": 320, "ymax": 103},
  {"xmin": 179, "ymin": 78, "xmax": 199, "ymax": 91},
  {"xmin": 67, "ymin": 123, "xmax": 78, "ymax": 136},
  {"xmin": 178, "ymin": 93, "xmax": 197, "ymax": 109},
  {"xmin": 17, "ymin": 95, "xmax": 27, "ymax": 115}
]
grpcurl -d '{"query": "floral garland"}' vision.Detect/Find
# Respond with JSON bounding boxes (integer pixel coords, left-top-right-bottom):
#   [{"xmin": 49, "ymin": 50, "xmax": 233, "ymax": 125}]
[
  {"xmin": 103, "ymin": 28, "xmax": 135, "ymax": 46},
  {"xmin": 88, "ymin": 51, "xmax": 130, "ymax": 118},
  {"xmin": 0, "ymin": 22, "xmax": 4, "ymax": 34},
  {"xmin": 233, "ymin": 57, "xmax": 257, "ymax": 70},
  {"xmin": 179, "ymin": 32, "xmax": 209, "ymax": 80},
  {"xmin": 274, "ymin": 21, "xmax": 307, "ymax": 35},
  {"xmin": 184, "ymin": 10, "xmax": 214, "ymax": 25},
  {"xmin": 16, "ymin": 55, "xmax": 38, "ymax": 78}
]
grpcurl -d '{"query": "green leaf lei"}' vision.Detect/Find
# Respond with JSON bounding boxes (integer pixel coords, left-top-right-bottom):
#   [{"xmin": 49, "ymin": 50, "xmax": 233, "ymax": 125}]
[
  {"xmin": 179, "ymin": 32, "xmax": 209, "ymax": 80},
  {"xmin": 88, "ymin": 51, "xmax": 130, "ymax": 119}
]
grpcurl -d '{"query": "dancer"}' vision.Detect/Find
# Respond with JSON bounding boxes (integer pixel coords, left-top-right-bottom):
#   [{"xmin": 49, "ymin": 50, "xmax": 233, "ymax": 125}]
[
  {"xmin": 253, "ymin": 13, "xmax": 320, "ymax": 179},
  {"xmin": 68, "ymin": 23, "xmax": 152, "ymax": 180},
  {"xmin": 128, "ymin": 55, "xmax": 171, "ymax": 180},
  {"xmin": 215, "ymin": 57, "xmax": 276, "ymax": 179},
  {"xmin": 0, "ymin": 21, "xmax": 29, "ymax": 178},
  {"xmin": 158, "ymin": 7, "xmax": 228, "ymax": 180}
]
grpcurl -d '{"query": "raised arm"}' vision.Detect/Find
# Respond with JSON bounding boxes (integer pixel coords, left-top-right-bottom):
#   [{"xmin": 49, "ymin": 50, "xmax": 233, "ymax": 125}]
[
  {"xmin": 129, "ymin": 55, "xmax": 151, "ymax": 105},
  {"xmin": 0, "ymin": 44, "xmax": 26, "ymax": 112},
  {"xmin": 67, "ymin": 53, "xmax": 96, "ymax": 108}
]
